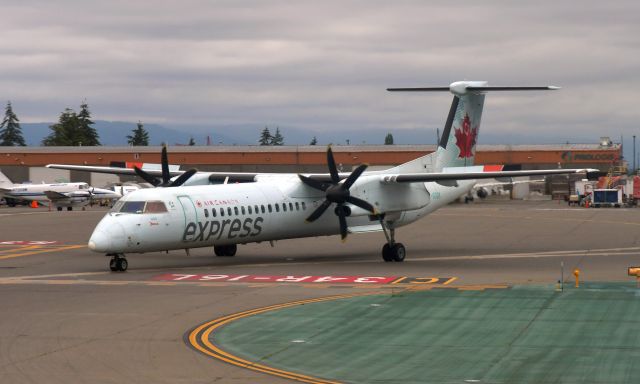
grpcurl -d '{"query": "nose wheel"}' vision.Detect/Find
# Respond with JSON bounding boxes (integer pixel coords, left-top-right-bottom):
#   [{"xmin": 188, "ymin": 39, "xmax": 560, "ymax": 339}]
[
  {"xmin": 108, "ymin": 254, "xmax": 128, "ymax": 272},
  {"xmin": 379, "ymin": 219, "xmax": 406, "ymax": 262}
]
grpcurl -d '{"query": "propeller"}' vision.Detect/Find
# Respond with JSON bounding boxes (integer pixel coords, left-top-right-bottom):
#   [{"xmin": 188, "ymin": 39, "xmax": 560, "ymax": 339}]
[
  {"xmin": 133, "ymin": 146, "xmax": 197, "ymax": 187},
  {"xmin": 298, "ymin": 146, "xmax": 376, "ymax": 241}
]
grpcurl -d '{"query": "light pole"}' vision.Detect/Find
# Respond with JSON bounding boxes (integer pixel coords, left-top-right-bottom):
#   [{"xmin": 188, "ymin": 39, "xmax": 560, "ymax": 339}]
[{"xmin": 634, "ymin": 135, "xmax": 637, "ymax": 174}]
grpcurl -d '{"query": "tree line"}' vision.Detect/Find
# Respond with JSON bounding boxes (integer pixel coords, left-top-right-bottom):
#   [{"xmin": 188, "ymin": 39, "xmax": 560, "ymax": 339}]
[{"xmin": 1, "ymin": 101, "xmax": 396, "ymax": 147}]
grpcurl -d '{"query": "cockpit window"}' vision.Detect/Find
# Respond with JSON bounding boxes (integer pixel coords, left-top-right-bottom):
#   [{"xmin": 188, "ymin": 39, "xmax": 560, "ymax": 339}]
[
  {"xmin": 144, "ymin": 201, "xmax": 168, "ymax": 213},
  {"xmin": 119, "ymin": 201, "xmax": 146, "ymax": 213},
  {"xmin": 113, "ymin": 200, "xmax": 168, "ymax": 214}
]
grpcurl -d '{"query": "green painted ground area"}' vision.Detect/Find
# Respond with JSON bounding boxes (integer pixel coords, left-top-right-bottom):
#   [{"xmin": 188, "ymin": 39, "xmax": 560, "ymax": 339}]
[{"xmin": 214, "ymin": 284, "xmax": 640, "ymax": 383}]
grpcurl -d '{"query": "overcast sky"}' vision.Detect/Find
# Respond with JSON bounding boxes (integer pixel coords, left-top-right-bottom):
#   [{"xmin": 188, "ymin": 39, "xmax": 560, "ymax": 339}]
[{"xmin": 2, "ymin": 1, "xmax": 639, "ymax": 143}]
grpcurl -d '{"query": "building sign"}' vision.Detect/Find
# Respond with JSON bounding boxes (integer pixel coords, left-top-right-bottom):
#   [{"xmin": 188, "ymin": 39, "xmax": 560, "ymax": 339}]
[{"xmin": 561, "ymin": 151, "xmax": 619, "ymax": 163}]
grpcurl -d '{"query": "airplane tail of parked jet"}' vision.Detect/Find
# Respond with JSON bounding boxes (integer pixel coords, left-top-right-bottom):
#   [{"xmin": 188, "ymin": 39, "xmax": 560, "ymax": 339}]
[
  {"xmin": 0, "ymin": 171, "xmax": 13, "ymax": 188},
  {"xmin": 387, "ymin": 82, "xmax": 559, "ymax": 173}
]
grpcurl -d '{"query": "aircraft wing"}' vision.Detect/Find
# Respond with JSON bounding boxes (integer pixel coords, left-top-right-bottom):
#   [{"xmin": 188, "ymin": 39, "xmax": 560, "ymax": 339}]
[
  {"xmin": 380, "ymin": 167, "xmax": 598, "ymax": 183},
  {"xmin": 46, "ymin": 164, "xmax": 260, "ymax": 183},
  {"xmin": 43, "ymin": 190, "xmax": 70, "ymax": 200}
]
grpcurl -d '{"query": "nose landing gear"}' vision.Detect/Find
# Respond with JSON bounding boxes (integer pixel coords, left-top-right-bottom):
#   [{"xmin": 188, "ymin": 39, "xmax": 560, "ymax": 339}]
[
  {"xmin": 108, "ymin": 253, "xmax": 128, "ymax": 272},
  {"xmin": 380, "ymin": 219, "xmax": 405, "ymax": 262}
]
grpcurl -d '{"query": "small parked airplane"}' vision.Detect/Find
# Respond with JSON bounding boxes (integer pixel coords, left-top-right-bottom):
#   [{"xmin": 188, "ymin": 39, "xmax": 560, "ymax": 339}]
[
  {"xmin": 47, "ymin": 81, "xmax": 596, "ymax": 271},
  {"xmin": 0, "ymin": 171, "xmax": 121, "ymax": 210}
]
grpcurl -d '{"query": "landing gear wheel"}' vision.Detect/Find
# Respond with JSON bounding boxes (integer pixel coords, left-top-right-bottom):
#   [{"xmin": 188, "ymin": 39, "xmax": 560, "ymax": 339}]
[
  {"xmin": 390, "ymin": 243, "xmax": 406, "ymax": 262},
  {"xmin": 67, "ymin": 206, "xmax": 73, "ymax": 211},
  {"xmin": 381, "ymin": 244, "xmax": 393, "ymax": 262},
  {"xmin": 57, "ymin": 206, "xmax": 63, "ymax": 211},
  {"xmin": 117, "ymin": 258, "xmax": 128, "ymax": 271},
  {"xmin": 108, "ymin": 254, "xmax": 128, "ymax": 272},
  {"xmin": 214, "ymin": 244, "xmax": 237, "ymax": 257}
]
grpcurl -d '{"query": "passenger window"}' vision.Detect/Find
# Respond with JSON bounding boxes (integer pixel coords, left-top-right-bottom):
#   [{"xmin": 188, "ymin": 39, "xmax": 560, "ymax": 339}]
[
  {"xmin": 234, "ymin": 207, "xmax": 239, "ymax": 215},
  {"xmin": 268, "ymin": 204, "xmax": 272, "ymax": 213},
  {"xmin": 248, "ymin": 206, "xmax": 252, "ymax": 214},
  {"xmin": 220, "ymin": 208, "xmax": 225, "ymax": 217},
  {"xmin": 241, "ymin": 206, "xmax": 246, "ymax": 215},
  {"xmin": 227, "ymin": 207, "xmax": 232, "ymax": 216},
  {"xmin": 255, "ymin": 205, "xmax": 260, "ymax": 214},
  {"xmin": 212, "ymin": 208, "xmax": 217, "ymax": 217},
  {"xmin": 295, "ymin": 202, "xmax": 300, "ymax": 210},
  {"xmin": 283, "ymin": 203, "xmax": 287, "ymax": 212},
  {"xmin": 275, "ymin": 204, "xmax": 280, "ymax": 212},
  {"xmin": 261, "ymin": 205, "xmax": 265, "ymax": 214},
  {"xmin": 204, "ymin": 209, "xmax": 209, "ymax": 218},
  {"xmin": 289, "ymin": 202, "xmax": 293, "ymax": 211},
  {"xmin": 302, "ymin": 202, "xmax": 306, "ymax": 210}
]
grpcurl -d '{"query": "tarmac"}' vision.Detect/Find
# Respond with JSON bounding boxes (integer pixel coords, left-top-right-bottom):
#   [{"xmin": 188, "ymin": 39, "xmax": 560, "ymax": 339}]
[{"xmin": 2, "ymin": 200, "xmax": 640, "ymax": 383}]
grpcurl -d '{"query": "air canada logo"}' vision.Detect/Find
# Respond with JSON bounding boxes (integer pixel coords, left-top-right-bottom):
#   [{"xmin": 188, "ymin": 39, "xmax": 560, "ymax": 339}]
[{"xmin": 454, "ymin": 114, "xmax": 478, "ymax": 158}]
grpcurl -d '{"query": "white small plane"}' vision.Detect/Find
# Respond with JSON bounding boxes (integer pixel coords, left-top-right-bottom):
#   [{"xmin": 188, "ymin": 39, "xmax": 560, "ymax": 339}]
[
  {"xmin": 47, "ymin": 81, "xmax": 597, "ymax": 271},
  {"xmin": 0, "ymin": 171, "xmax": 121, "ymax": 210}
]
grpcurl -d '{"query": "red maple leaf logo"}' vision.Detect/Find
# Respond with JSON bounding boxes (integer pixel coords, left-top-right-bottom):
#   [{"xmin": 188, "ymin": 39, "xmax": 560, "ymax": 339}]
[{"xmin": 454, "ymin": 114, "xmax": 478, "ymax": 158}]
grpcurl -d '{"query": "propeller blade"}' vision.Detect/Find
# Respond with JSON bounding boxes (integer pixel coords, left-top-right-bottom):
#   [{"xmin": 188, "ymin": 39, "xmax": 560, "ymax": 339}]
[
  {"xmin": 338, "ymin": 209, "xmax": 348, "ymax": 241},
  {"xmin": 346, "ymin": 196, "xmax": 376, "ymax": 214},
  {"xmin": 306, "ymin": 199, "xmax": 332, "ymax": 222},
  {"xmin": 170, "ymin": 168, "xmax": 198, "ymax": 187},
  {"xmin": 326, "ymin": 146, "xmax": 340, "ymax": 184},
  {"xmin": 298, "ymin": 174, "xmax": 329, "ymax": 191},
  {"xmin": 161, "ymin": 145, "xmax": 170, "ymax": 185},
  {"xmin": 342, "ymin": 164, "xmax": 368, "ymax": 190},
  {"xmin": 134, "ymin": 166, "xmax": 161, "ymax": 186}
]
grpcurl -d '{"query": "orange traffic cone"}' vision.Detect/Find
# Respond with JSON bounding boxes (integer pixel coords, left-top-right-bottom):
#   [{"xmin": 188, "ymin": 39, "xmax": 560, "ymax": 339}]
[{"xmin": 30, "ymin": 200, "xmax": 38, "ymax": 208}]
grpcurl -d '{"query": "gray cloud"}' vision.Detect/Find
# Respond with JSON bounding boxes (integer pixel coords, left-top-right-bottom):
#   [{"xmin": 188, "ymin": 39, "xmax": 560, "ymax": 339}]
[{"xmin": 1, "ymin": 0, "xmax": 639, "ymax": 144}]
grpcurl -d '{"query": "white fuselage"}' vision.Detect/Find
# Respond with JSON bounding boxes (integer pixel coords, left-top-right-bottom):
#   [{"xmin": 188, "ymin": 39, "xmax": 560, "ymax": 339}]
[
  {"xmin": 88, "ymin": 175, "xmax": 475, "ymax": 254},
  {"xmin": 1, "ymin": 182, "xmax": 120, "ymax": 207}
]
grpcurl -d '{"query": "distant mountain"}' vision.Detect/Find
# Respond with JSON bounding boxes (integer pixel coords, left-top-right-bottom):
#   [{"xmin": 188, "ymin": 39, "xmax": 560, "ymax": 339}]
[{"xmin": 19, "ymin": 121, "xmax": 602, "ymax": 149}]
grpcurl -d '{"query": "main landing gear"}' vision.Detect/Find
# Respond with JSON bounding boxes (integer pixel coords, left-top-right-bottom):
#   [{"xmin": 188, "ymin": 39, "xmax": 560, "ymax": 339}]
[
  {"xmin": 108, "ymin": 253, "xmax": 128, "ymax": 272},
  {"xmin": 214, "ymin": 244, "xmax": 237, "ymax": 257},
  {"xmin": 379, "ymin": 219, "xmax": 405, "ymax": 262}
]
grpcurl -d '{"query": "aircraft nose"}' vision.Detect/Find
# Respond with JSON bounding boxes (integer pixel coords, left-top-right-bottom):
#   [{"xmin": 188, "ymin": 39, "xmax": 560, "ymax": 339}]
[
  {"xmin": 88, "ymin": 220, "xmax": 126, "ymax": 253},
  {"xmin": 88, "ymin": 230, "xmax": 110, "ymax": 252}
]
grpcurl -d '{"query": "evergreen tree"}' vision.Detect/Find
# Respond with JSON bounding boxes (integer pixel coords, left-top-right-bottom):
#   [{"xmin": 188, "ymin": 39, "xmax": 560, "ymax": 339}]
[
  {"xmin": 77, "ymin": 101, "xmax": 100, "ymax": 146},
  {"xmin": 188, "ymin": 137, "xmax": 196, "ymax": 146},
  {"xmin": 309, "ymin": 136, "xmax": 318, "ymax": 145},
  {"xmin": 127, "ymin": 121, "xmax": 149, "ymax": 146},
  {"xmin": 0, "ymin": 101, "xmax": 26, "ymax": 146},
  {"xmin": 43, "ymin": 108, "xmax": 80, "ymax": 146},
  {"xmin": 259, "ymin": 126, "xmax": 272, "ymax": 145},
  {"xmin": 271, "ymin": 127, "xmax": 284, "ymax": 146},
  {"xmin": 384, "ymin": 133, "xmax": 394, "ymax": 145}
]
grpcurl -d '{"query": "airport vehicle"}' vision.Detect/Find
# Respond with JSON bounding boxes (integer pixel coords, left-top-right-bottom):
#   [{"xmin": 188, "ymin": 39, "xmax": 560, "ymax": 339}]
[
  {"xmin": 47, "ymin": 81, "xmax": 596, "ymax": 271},
  {"xmin": 592, "ymin": 188, "xmax": 622, "ymax": 208},
  {"xmin": 0, "ymin": 171, "xmax": 121, "ymax": 210}
]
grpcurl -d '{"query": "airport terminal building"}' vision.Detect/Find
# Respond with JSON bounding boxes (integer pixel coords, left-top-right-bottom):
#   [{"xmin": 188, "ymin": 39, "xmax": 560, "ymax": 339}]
[{"xmin": 0, "ymin": 143, "xmax": 623, "ymax": 197}]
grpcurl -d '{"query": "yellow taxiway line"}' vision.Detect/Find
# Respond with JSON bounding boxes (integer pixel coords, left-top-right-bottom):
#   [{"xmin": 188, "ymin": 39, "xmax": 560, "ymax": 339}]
[{"xmin": 0, "ymin": 245, "xmax": 85, "ymax": 260}]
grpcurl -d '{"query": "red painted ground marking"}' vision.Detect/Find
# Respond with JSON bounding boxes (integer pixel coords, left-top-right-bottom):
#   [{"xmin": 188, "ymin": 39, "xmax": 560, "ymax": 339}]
[
  {"xmin": 0, "ymin": 241, "xmax": 61, "ymax": 245},
  {"xmin": 151, "ymin": 274, "xmax": 400, "ymax": 284}
]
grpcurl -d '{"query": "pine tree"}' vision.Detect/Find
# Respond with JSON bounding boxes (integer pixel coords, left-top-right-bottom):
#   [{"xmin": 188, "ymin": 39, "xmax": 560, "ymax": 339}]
[
  {"xmin": 309, "ymin": 136, "xmax": 318, "ymax": 145},
  {"xmin": 42, "ymin": 108, "xmax": 80, "ymax": 146},
  {"xmin": 127, "ymin": 121, "xmax": 149, "ymax": 146},
  {"xmin": 259, "ymin": 126, "xmax": 272, "ymax": 145},
  {"xmin": 188, "ymin": 137, "xmax": 196, "ymax": 146},
  {"xmin": 0, "ymin": 101, "xmax": 26, "ymax": 146},
  {"xmin": 384, "ymin": 133, "xmax": 394, "ymax": 145},
  {"xmin": 272, "ymin": 127, "xmax": 284, "ymax": 146},
  {"xmin": 77, "ymin": 101, "xmax": 100, "ymax": 146}
]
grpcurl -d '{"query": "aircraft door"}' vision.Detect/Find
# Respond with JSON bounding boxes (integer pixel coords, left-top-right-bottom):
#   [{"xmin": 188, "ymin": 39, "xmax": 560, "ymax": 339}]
[{"xmin": 177, "ymin": 196, "xmax": 198, "ymax": 230}]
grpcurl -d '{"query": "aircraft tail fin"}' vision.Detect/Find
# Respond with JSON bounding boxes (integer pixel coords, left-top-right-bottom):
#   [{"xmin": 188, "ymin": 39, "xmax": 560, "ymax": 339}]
[
  {"xmin": 387, "ymin": 82, "xmax": 559, "ymax": 172},
  {"xmin": 0, "ymin": 170, "xmax": 13, "ymax": 188}
]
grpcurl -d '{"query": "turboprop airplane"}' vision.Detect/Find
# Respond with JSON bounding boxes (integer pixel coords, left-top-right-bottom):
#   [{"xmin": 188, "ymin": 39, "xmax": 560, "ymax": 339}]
[
  {"xmin": 47, "ymin": 81, "xmax": 597, "ymax": 272},
  {"xmin": 0, "ymin": 171, "xmax": 121, "ymax": 210}
]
